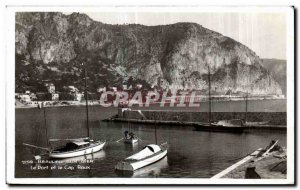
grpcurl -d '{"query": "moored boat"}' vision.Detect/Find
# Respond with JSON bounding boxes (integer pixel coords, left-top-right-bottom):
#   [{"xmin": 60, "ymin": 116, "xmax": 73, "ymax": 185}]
[
  {"xmin": 48, "ymin": 62, "xmax": 106, "ymax": 158},
  {"xmin": 194, "ymin": 119, "xmax": 245, "ymax": 133},
  {"xmin": 115, "ymin": 144, "xmax": 167, "ymax": 171},
  {"xmin": 213, "ymin": 119, "xmax": 244, "ymax": 127},
  {"xmin": 24, "ymin": 62, "xmax": 106, "ymax": 159},
  {"xmin": 54, "ymin": 147, "xmax": 106, "ymax": 162},
  {"xmin": 122, "ymin": 109, "xmax": 139, "ymax": 145},
  {"xmin": 194, "ymin": 65, "xmax": 250, "ymax": 133},
  {"xmin": 211, "ymin": 140, "xmax": 281, "ymax": 179},
  {"xmin": 49, "ymin": 139, "xmax": 105, "ymax": 159},
  {"xmin": 115, "ymin": 156, "xmax": 168, "ymax": 177},
  {"xmin": 194, "ymin": 121, "xmax": 245, "ymax": 133},
  {"xmin": 123, "ymin": 130, "xmax": 138, "ymax": 144}
]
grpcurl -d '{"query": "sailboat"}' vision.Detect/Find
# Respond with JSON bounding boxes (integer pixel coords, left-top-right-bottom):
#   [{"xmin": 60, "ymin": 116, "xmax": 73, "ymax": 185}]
[
  {"xmin": 48, "ymin": 62, "xmax": 106, "ymax": 158},
  {"xmin": 24, "ymin": 62, "xmax": 106, "ymax": 159},
  {"xmin": 115, "ymin": 115, "xmax": 168, "ymax": 171},
  {"xmin": 49, "ymin": 138, "xmax": 105, "ymax": 159},
  {"xmin": 54, "ymin": 147, "xmax": 106, "ymax": 163},
  {"xmin": 194, "ymin": 64, "xmax": 245, "ymax": 133}
]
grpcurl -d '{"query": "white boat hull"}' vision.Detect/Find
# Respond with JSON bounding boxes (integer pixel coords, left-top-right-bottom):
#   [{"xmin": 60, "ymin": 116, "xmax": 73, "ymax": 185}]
[
  {"xmin": 49, "ymin": 141, "xmax": 105, "ymax": 158},
  {"xmin": 115, "ymin": 149, "xmax": 167, "ymax": 171}
]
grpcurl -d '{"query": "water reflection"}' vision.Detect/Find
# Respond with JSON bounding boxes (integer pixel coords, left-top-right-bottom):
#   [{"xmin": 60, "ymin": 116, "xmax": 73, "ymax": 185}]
[{"xmin": 124, "ymin": 142, "xmax": 139, "ymax": 152}]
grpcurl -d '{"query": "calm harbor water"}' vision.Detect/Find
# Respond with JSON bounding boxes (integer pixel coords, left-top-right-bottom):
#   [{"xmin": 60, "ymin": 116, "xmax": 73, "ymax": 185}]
[{"xmin": 15, "ymin": 100, "xmax": 287, "ymax": 178}]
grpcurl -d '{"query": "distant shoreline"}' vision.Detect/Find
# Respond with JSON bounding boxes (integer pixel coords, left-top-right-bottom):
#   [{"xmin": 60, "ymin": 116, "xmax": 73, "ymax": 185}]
[
  {"xmin": 15, "ymin": 98, "xmax": 287, "ymax": 110},
  {"xmin": 15, "ymin": 101, "xmax": 99, "ymax": 109}
]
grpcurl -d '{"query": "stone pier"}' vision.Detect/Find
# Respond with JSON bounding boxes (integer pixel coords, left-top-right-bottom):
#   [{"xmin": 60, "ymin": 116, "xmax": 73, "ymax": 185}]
[{"xmin": 117, "ymin": 108, "xmax": 286, "ymax": 126}]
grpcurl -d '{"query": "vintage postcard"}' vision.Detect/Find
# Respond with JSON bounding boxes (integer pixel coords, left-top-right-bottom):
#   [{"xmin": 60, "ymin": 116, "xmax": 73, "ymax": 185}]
[{"xmin": 6, "ymin": 6, "xmax": 294, "ymax": 185}]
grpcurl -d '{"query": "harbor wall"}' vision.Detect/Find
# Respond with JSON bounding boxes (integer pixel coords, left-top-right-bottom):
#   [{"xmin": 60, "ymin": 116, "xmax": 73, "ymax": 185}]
[{"xmin": 118, "ymin": 109, "xmax": 286, "ymax": 125}]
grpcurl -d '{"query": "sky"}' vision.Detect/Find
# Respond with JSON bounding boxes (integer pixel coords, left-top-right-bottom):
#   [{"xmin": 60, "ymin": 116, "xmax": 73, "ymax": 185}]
[{"xmin": 83, "ymin": 12, "xmax": 286, "ymax": 60}]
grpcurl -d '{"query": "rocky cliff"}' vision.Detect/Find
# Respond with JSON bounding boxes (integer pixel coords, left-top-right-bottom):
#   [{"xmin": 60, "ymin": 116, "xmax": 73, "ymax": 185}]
[
  {"xmin": 15, "ymin": 12, "xmax": 282, "ymax": 95},
  {"xmin": 261, "ymin": 59, "xmax": 286, "ymax": 95}
]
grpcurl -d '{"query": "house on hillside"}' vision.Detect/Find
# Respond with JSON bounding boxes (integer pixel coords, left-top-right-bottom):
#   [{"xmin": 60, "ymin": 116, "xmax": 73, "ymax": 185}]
[
  {"xmin": 136, "ymin": 84, "xmax": 143, "ymax": 90},
  {"xmin": 51, "ymin": 93, "xmax": 59, "ymax": 101},
  {"xmin": 60, "ymin": 86, "xmax": 83, "ymax": 101},
  {"xmin": 19, "ymin": 94, "xmax": 31, "ymax": 103},
  {"xmin": 67, "ymin": 86, "xmax": 78, "ymax": 93},
  {"xmin": 74, "ymin": 93, "xmax": 84, "ymax": 101}
]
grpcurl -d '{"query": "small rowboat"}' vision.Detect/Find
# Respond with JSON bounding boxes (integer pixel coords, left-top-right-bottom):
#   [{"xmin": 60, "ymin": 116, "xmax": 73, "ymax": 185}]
[
  {"xmin": 49, "ymin": 139, "xmax": 105, "ymax": 159},
  {"xmin": 115, "ymin": 144, "xmax": 167, "ymax": 171},
  {"xmin": 123, "ymin": 137, "xmax": 138, "ymax": 144}
]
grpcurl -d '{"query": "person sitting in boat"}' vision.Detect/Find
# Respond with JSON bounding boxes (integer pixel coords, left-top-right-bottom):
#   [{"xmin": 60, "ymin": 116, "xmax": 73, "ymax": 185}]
[
  {"xmin": 129, "ymin": 132, "xmax": 135, "ymax": 139},
  {"xmin": 124, "ymin": 130, "xmax": 130, "ymax": 139}
]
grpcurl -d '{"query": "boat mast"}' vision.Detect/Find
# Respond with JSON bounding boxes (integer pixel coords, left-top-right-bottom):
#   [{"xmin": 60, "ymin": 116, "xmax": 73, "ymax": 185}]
[
  {"xmin": 83, "ymin": 62, "xmax": 90, "ymax": 138},
  {"xmin": 154, "ymin": 121, "xmax": 157, "ymax": 144},
  {"xmin": 43, "ymin": 104, "xmax": 50, "ymax": 147},
  {"xmin": 208, "ymin": 65, "xmax": 211, "ymax": 125},
  {"xmin": 245, "ymin": 92, "xmax": 248, "ymax": 123},
  {"xmin": 128, "ymin": 110, "xmax": 131, "ymax": 133}
]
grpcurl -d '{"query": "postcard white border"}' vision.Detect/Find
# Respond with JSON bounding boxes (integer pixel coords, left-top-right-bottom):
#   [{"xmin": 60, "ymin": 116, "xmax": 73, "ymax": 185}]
[{"xmin": 5, "ymin": 6, "xmax": 295, "ymax": 185}]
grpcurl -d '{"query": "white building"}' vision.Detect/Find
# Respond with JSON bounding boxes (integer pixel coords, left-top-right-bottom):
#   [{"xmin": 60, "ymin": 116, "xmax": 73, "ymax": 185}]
[
  {"xmin": 136, "ymin": 84, "xmax": 143, "ymax": 89},
  {"xmin": 97, "ymin": 87, "xmax": 106, "ymax": 93},
  {"xmin": 74, "ymin": 93, "xmax": 84, "ymax": 101},
  {"xmin": 112, "ymin": 87, "xmax": 117, "ymax": 92},
  {"xmin": 19, "ymin": 94, "xmax": 31, "ymax": 102},
  {"xmin": 68, "ymin": 86, "xmax": 78, "ymax": 93},
  {"xmin": 52, "ymin": 93, "xmax": 59, "ymax": 101}
]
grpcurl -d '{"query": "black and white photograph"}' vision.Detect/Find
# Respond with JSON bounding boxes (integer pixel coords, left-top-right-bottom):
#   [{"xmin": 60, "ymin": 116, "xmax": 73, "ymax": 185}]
[{"xmin": 5, "ymin": 6, "xmax": 294, "ymax": 185}]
